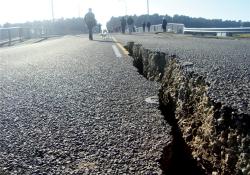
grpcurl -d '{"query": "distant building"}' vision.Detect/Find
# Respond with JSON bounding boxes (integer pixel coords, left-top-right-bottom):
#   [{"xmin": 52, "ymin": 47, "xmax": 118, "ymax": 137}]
[
  {"xmin": 167, "ymin": 23, "xmax": 185, "ymax": 34},
  {"xmin": 216, "ymin": 32, "xmax": 227, "ymax": 37}
]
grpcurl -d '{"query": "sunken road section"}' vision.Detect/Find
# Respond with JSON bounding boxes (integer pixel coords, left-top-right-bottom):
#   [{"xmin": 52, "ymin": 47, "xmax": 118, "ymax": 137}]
[{"xmin": 117, "ymin": 33, "xmax": 250, "ymax": 175}]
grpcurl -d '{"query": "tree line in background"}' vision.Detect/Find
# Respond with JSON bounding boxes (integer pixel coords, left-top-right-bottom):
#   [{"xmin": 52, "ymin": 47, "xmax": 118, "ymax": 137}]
[
  {"xmin": 0, "ymin": 18, "xmax": 102, "ymax": 39},
  {"xmin": 1, "ymin": 14, "xmax": 250, "ymax": 37},
  {"xmin": 107, "ymin": 14, "xmax": 250, "ymax": 32}
]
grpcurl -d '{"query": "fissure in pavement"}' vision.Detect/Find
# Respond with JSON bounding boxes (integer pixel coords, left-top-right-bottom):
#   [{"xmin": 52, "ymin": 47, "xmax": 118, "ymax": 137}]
[
  {"xmin": 125, "ymin": 42, "xmax": 205, "ymax": 174},
  {"xmin": 125, "ymin": 41, "xmax": 250, "ymax": 175}
]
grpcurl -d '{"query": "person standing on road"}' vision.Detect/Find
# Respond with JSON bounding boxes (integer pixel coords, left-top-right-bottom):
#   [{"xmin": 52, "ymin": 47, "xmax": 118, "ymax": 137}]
[
  {"xmin": 121, "ymin": 17, "xmax": 126, "ymax": 34},
  {"xmin": 98, "ymin": 24, "xmax": 102, "ymax": 33},
  {"xmin": 127, "ymin": 16, "xmax": 134, "ymax": 34},
  {"xmin": 147, "ymin": 22, "xmax": 151, "ymax": 32},
  {"xmin": 142, "ymin": 21, "xmax": 146, "ymax": 32},
  {"xmin": 162, "ymin": 18, "xmax": 167, "ymax": 32},
  {"xmin": 84, "ymin": 8, "xmax": 97, "ymax": 40}
]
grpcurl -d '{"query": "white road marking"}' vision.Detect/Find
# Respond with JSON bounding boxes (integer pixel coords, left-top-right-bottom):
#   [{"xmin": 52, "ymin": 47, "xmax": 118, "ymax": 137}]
[
  {"xmin": 112, "ymin": 45, "xmax": 122, "ymax": 58},
  {"xmin": 112, "ymin": 37, "xmax": 129, "ymax": 55}
]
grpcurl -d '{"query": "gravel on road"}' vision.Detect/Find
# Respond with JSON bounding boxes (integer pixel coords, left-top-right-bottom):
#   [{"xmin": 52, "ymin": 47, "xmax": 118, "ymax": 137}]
[{"xmin": 0, "ymin": 35, "xmax": 171, "ymax": 174}]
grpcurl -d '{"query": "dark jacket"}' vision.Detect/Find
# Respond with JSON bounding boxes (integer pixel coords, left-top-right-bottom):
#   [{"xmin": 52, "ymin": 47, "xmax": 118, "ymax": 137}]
[
  {"xmin": 84, "ymin": 12, "xmax": 96, "ymax": 29},
  {"xmin": 162, "ymin": 19, "xmax": 167, "ymax": 29},
  {"xmin": 127, "ymin": 17, "xmax": 134, "ymax": 25},
  {"xmin": 147, "ymin": 22, "xmax": 151, "ymax": 28},
  {"xmin": 121, "ymin": 17, "xmax": 126, "ymax": 27}
]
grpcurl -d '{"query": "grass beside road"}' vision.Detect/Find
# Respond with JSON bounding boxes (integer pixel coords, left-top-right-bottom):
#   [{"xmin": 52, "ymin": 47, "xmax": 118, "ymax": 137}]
[{"xmin": 233, "ymin": 34, "xmax": 250, "ymax": 38}]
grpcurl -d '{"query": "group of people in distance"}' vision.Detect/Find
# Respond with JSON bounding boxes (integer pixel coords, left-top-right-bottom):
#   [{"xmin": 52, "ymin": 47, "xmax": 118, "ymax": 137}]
[
  {"xmin": 142, "ymin": 21, "xmax": 151, "ymax": 32},
  {"xmin": 84, "ymin": 8, "xmax": 169, "ymax": 40},
  {"xmin": 121, "ymin": 17, "xmax": 134, "ymax": 34},
  {"xmin": 121, "ymin": 17, "xmax": 168, "ymax": 34}
]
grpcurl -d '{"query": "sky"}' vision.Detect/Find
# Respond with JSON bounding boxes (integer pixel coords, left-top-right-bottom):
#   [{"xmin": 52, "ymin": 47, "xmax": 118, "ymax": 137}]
[{"xmin": 0, "ymin": 0, "xmax": 249, "ymax": 27}]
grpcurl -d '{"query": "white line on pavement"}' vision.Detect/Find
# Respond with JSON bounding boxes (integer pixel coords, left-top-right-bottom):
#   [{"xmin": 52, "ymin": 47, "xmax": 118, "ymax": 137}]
[{"xmin": 112, "ymin": 45, "xmax": 122, "ymax": 58}]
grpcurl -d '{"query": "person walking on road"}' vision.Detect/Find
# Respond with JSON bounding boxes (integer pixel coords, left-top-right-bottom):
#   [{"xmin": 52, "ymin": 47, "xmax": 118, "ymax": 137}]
[
  {"xmin": 84, "ymin": 8, "xmax": 96, "ymax": 40},
  {"xmin": 142, "ymin": 22, "xmax": 146, "ymax": 32},
  {"xmin": 162, "ymin": 18, "xmax": 167, "ymax": 32},
  {"xmin": 127, "ymin": 16, "xmax": 134, "ymax": 34},
  {"xmin": 121, "ymin": 17, "xmax": 126, "ymax": 34},
  {"xmin": 147, "ymin": 22, "xmax": 151, "ymax": 32}
]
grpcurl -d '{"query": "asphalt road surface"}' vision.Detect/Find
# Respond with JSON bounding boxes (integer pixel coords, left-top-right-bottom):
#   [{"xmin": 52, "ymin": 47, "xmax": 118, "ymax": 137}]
[
  {"xmin": 0, "ymin": 35, "xmax": 171, "ymax": 174},
  {"xmin": 114, "ymin": 33, "xmax": 250, "ymax": 115}
]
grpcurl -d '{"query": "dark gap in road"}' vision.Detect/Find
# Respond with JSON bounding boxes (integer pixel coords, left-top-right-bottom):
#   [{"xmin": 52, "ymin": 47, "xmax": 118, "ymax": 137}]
[
  {"xmin": 158, "ymin": 97, "xmax": 206, "ymax": 175},
  {"xmin": 133, "ymin": 57, "xmax": 144, "ymax": 75},
  {"xmin": 125, "ymin": 43, "xmax": 206, "ymax": 175}
]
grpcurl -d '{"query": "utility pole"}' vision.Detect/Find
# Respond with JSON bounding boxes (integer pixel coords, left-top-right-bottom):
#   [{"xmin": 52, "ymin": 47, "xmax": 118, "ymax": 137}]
[
  {"xmin": 125, "ymin": 0, "xmax": 127, "ymax": 16},
  {"xmin": 78, "ymin": 0, "xmax": 81, "ymax": 18},
  {"xmin": 118, "ymin": 0, "xmax": 127, "ymax": 16},
  {"xmin": 147, "ymin": 0, "xmax": 149, "ymax": 15},
  {"xmin": 78, "ymin": 4, "xmax": 80, "ymax": 17},
  {"xmin": 51, "ymin": 0, "xmax": 55, "ymax": 22}
]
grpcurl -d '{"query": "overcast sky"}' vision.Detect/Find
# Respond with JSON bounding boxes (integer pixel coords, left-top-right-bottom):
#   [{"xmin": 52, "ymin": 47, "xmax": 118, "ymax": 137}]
[{"xmin": 0, "ymin": 0, "xmax": 249, "ymax": 27}]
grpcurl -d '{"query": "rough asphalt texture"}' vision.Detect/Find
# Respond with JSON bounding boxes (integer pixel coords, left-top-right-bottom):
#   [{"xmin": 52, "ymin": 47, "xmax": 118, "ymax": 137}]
[
  {"xmin": 0, "ymin": 35, "xmax": 171, "ymax": 174},
  {"xmin": 114, "ymin": 33, "xmax": 250, "ymax": 115}
]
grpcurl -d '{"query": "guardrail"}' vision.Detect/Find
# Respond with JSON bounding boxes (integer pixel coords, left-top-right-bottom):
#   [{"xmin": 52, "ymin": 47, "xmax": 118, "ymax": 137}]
[
  {"xmin": 0, "ymin": 27, "xmax": 22, "ymax": 46},
  {"xmin": 135, "ymin": 23, "xmax": 250, "ymax": 36},
  {"xmin": 184, "ymin": 27, "xmax": 250, "ymax": 36},
  {"xmin": 0, "ymin": 27, "xmax": 48, "ymax": 46}
]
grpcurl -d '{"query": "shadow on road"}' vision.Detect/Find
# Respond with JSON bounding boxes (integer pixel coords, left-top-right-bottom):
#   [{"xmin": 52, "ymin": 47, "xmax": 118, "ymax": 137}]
[
  {"xmin": 93, "ymin": 39, "xmax": 115, "ymax": 43},
  {"xmin": 34, "ymin": 38, "xmax": 48, "ymax": 43},
  {"xmin": 71, "ymin": 35, "xmax": 115, "ymax": 43}
]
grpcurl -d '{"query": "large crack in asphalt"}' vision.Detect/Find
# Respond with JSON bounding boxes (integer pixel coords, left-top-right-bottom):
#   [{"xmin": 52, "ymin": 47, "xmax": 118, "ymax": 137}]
[
  {"xmin": 158, "ymin": 56, "xmax": 250, "ymax": 175},
  {"xmin": 125, "ymin": 39, "xmax": 250, "ymax": 174},
  {"xmin": 125, "ymin": 42, "xmax": 205, "ymax": 175}
]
